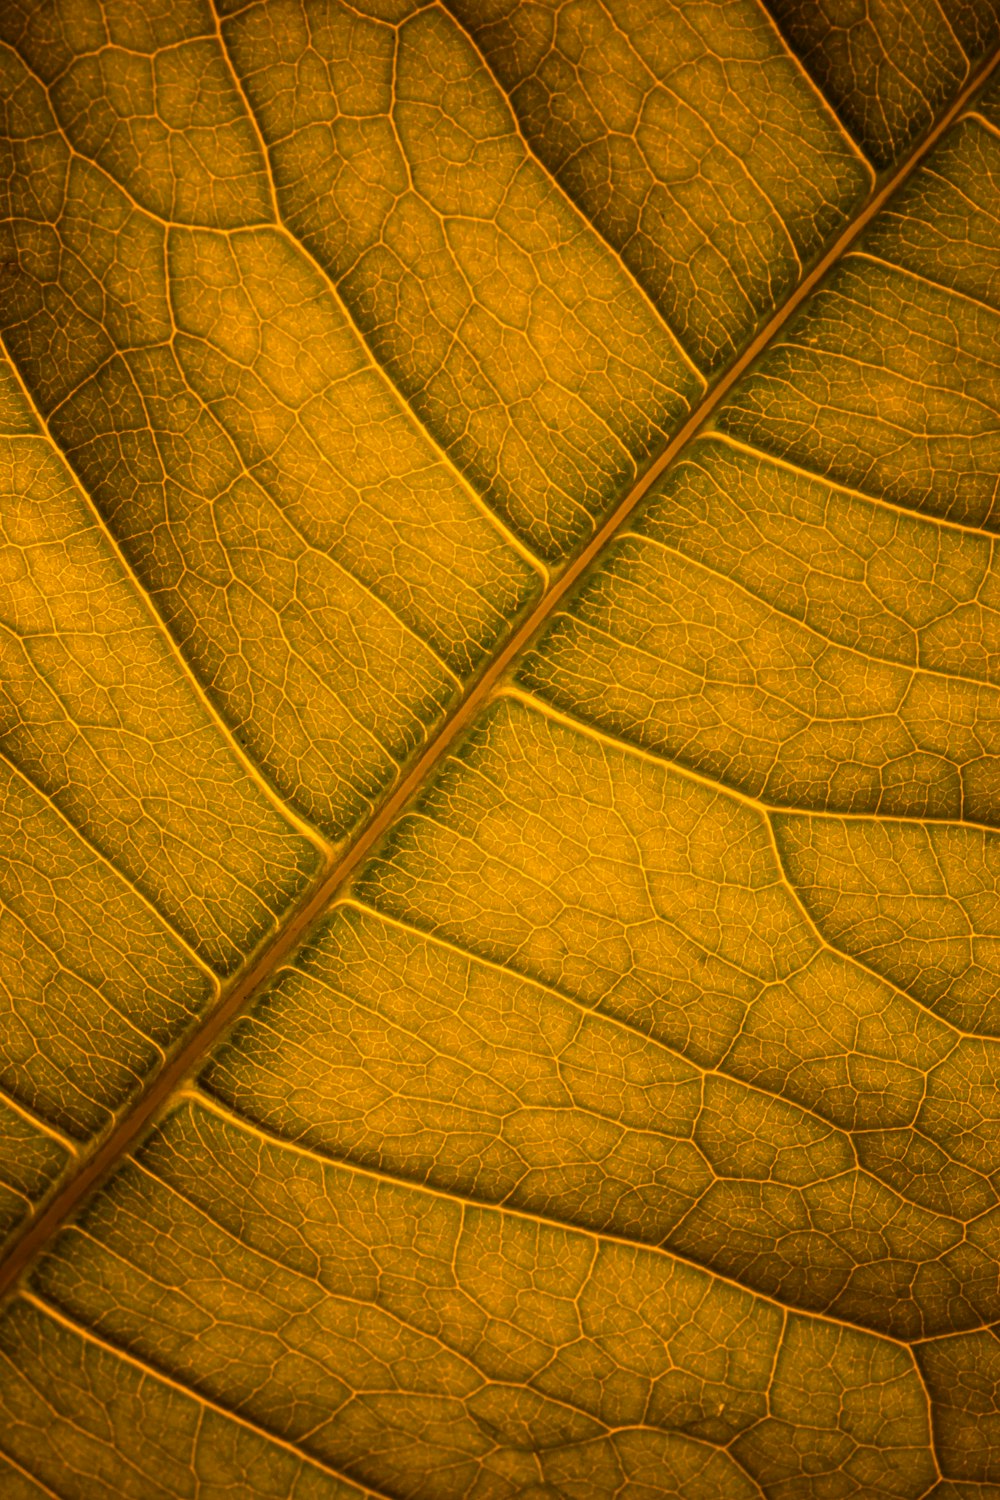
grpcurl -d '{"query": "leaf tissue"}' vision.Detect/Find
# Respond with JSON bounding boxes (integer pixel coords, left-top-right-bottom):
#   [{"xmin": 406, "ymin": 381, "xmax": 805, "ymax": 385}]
[{"xmin": 0, "ymin": 0, "xmax": 999, "ymax": 1494}]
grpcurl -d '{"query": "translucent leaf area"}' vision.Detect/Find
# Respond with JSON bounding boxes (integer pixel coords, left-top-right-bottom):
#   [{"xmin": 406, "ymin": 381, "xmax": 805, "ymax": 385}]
[{"xmin": 1, "ymin": 1, "xmax": 999, "ymax": 1495}]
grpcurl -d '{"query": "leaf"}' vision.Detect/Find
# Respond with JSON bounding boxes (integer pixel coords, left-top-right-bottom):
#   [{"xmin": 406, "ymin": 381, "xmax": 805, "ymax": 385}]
[{"xmin": 0, "ymin": 1, "xmax": 998, "ymax": 1495}]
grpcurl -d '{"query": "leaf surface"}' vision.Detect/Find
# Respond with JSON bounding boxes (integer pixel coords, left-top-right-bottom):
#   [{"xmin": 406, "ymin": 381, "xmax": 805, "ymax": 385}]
[{"xmin": 1, "ymin": 1, "xmax": 1000, "ymax": 1495}]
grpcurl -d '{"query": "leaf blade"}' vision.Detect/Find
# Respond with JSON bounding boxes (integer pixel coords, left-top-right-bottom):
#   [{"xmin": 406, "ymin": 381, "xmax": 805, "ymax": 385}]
[{"xmin": 1, "ymin": 5, "xmax": 999, "ymax": 1493}]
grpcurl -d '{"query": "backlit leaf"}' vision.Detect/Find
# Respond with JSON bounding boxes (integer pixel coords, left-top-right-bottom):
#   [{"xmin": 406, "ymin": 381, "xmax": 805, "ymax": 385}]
[{"xmin": 0, "ymin": 1, "xmax": 999, "ymax": 1495}]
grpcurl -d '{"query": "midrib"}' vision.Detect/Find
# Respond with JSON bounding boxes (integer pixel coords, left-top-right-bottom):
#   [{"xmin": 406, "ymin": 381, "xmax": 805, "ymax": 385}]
[{"xmin": 2, "ymin": 44, "xmax": 998, "ymax": 1300}]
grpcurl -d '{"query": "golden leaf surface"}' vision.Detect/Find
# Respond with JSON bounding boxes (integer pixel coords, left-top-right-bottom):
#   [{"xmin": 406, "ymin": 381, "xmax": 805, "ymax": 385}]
[{"xmin": 0, "ymin": 0, "xmax": 999, "ymax": 1495}]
